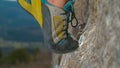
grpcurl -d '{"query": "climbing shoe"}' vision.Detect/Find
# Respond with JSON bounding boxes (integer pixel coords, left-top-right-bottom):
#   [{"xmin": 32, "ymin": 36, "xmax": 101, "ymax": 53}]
[
  {"xmin": 18, "ymin": 0, "xmax": 79, "ymax": 53},
  {"xmin": 42, "ymin": 4, "xmax": 78, "ymax": 53}
]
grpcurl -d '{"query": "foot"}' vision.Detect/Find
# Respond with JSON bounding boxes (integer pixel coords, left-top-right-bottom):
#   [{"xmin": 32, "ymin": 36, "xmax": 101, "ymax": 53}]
[{"xmin": 42, "ymin": 4, "xmax": 79, "ymax": 53}]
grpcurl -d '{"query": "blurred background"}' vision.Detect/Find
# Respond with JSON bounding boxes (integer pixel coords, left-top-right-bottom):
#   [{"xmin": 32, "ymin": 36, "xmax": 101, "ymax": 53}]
[{"xmin": 0, "ymin": 0, "xmax": 52, "ymax": 68}]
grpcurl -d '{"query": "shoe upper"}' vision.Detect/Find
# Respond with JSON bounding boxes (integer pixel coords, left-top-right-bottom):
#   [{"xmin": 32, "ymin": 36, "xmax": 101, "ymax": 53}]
[{"xmin": 46, "ymin": 5, "xmax": 68, "ymax": 44}]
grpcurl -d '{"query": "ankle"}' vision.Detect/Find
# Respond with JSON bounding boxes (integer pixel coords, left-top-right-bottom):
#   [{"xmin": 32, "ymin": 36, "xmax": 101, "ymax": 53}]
[{"xmin": 47, "ymin": 0, "xmax": 68, "ymax": 8}]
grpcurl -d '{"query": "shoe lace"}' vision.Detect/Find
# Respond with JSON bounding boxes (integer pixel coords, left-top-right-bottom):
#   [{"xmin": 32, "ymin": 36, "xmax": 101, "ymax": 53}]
[{"xmin": 61, "ymin": 0, "xmax": 78, "ymax": 38}]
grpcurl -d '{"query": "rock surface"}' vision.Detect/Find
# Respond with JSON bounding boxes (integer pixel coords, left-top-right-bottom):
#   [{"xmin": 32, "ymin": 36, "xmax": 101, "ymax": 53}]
[{"xmin": 58, "ymin": 0, "xmax": 120, "ymax": 68}]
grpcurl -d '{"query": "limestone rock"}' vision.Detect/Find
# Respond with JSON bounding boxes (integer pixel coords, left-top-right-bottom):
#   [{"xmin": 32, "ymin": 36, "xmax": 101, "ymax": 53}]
[{"xmin": 59, "ymin": 0, "xmax": 120, "ymax": 68}]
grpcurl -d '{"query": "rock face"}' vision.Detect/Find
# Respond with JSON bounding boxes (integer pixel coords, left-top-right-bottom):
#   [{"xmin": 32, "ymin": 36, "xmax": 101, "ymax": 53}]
[{"xmin": 58, "ymin": 0, "xmax": 120, "ymax": 68}]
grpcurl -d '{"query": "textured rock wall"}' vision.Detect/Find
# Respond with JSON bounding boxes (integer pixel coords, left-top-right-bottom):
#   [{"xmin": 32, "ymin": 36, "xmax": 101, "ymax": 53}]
[{"xmin": 57, "ymin": 0, "xmax": 120, "ymax": 68}]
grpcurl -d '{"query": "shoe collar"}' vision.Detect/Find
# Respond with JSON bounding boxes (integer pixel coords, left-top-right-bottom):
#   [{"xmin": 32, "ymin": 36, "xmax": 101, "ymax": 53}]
[
  {"xmin": 41, "ymin": 0, "xmax": 48, "ymax": 4},
  {"xmin": 63, "ymin": 0, "xmax": 75, "ymax": 12}
]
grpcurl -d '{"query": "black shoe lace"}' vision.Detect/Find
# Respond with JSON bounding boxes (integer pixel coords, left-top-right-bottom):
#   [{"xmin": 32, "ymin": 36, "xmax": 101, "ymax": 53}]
[{"xmin": 61, "ymin": 5, "xmax": 78, "ymax": 39}]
